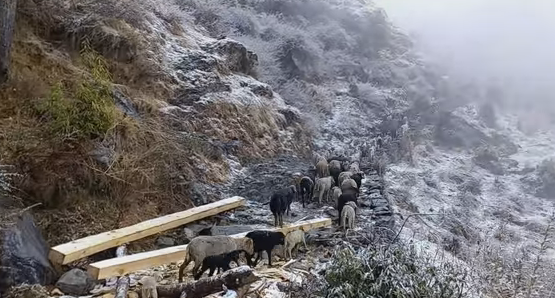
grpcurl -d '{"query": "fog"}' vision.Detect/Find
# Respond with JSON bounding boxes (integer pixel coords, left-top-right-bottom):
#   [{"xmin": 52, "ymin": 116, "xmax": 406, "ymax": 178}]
[{"xmin": 375, "ymin": 0, "xmax": 555, "ymax": 115}]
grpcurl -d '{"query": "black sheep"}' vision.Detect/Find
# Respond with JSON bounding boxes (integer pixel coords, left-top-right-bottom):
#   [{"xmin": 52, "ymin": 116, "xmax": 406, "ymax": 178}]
[
  {"xmin": 351, "ymin": 172, "xmax": 364, "ymax": 190},
  {"xmin": 269, "ymin": 185, "xmax": 296, "ymax": 227},
  {"xmin": 193, "ymin": 250, "xmax": 245, "ymax": 280},
  {"xmin": 337, "ymin": 193, "xmax": 358, "ymax": 222},
  {"xmin": 245, "ymin": 230, "xmax": 285, "ymax": 267},
  {"xmin": 299, "ymin": 176, "xmax": 314, "ymax": 208}
]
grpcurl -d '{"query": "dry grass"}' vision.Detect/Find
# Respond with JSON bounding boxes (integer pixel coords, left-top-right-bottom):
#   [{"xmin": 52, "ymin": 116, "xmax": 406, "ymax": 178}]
[
  {"xmin": 0, "ymin": 0, "xmax": 312, "ymax": 249},
  {"xmin": 0, "ymin": 0, "xmax": 205, "ymax": 246}
]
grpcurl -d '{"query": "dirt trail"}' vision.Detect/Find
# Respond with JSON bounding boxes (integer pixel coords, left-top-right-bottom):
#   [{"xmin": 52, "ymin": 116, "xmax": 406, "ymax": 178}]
[{"xmin": 85, "ymin": 155, "xmax": 399, "ymax": 298}]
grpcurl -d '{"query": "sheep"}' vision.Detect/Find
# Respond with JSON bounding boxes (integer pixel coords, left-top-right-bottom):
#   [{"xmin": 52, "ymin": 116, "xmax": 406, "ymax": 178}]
[
  {"xmin": 338, "ymin": 171, "xmax": 353, "ymax": 187},
  {"xmin": 328, "ymin": 160, "xmax": 342, "ymax": 186},
  {"xmin": 327, "ymin": 156, "xmax": 350, "ymax": 164},
  {"xmin": 331, "ymin": 186, "xmax": 342, "ymax": 207},
  {"xmin": 312, "ymin": 153, "xmax": 324, "ymax": 166},
  {"xmin": 245, "ymin": 230, "xmax": 285, "ymax": 267},
  {"xmin": 284, "ymin": 230, "xmax": 307, "ymax": 260},
  {"xmin": 193, "ymin": 250, "xmax": 246, "ymax": 280},
  {"xmin": 270, "ymin": 185, "xmax": 296, "ymax": 227},
  {"xmin": 348, "ymin": 162, "xmax": 360, "ymax": 173},
  {"xmin": 339, "ymin": 171, "xmax": 364, "ymax": 190},
  {"xmin": 312, "ymin": 176, "xmax": 335, "ymax": 205},
  {"xmin": 341, "ymin": 178, "xmax": 359, "ymax": 196},
  {"xmin": 178, "ymin": 236, "xmax": 254, "ymax": 282},
  {"xmin": 139, "ymin": 276, "xmax": 158, "ymax": 298},
  {"xmin": 341, "ymin": 201, "xmax": 356, "ymax": 231},
  {"xmin": 337, "ymin": 193, "xmax": 358, "ymax": 221},
  {"xmin": 316, "ymin": 158, "xmax": 330, "ymax": 178},
  {"xmin": 299, "ymin": 176, "xmax": 314, "ymax": 208}
]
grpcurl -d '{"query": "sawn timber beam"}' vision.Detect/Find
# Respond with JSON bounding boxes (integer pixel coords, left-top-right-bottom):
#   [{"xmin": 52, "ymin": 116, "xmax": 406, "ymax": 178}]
[{"xmin": 49, "ymin": 196, "xmax": 246, "ymax": 265}]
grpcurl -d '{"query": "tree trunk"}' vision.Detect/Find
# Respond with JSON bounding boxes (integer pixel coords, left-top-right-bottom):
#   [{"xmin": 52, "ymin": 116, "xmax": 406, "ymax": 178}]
[
  {"xmin": 0, "ymin": 0, "xmax": 16, "ymax": 85},
  {"xmin": 115, "ymin": 275, "xmax": 130, "ymax": 298},
  {"xmin": 156, "ymin": 266, "xmax": 259, "ymax": 298}
]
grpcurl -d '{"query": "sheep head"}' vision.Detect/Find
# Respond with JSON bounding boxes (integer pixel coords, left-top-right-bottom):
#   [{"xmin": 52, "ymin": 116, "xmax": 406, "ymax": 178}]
[{"xmin": 235, "ymin": 237, "xmax": 254, "ymax": 255}]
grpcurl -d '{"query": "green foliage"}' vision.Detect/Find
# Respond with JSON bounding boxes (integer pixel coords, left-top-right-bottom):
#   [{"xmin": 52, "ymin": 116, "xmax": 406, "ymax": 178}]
[
  {"xmin": 39, "ymin": 44, "xmax": 116, "ymax": 139},
  {"xmin": 324, "ymin": 244, "xmax": 469, "ymax": 298}
]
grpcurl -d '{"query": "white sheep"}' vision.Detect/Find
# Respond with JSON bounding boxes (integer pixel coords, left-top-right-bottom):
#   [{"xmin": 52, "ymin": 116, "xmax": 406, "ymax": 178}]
[
  {"xmin": 284, "ymin": 230, "xmax": 307, "ymax": 259},
  {"xmin": 139, "ymin": 276, "xmax": 158, "ymax": 298},
  {"xmin": 341, "ymin": 201, "xmax": 356, "ymax": 231},
  {"xmin": 338, "ymin": 171, "xmax": 353, "ymax": 186},
  {"xmin": 331, "ymin": 186, "xmax": 342, "ymax": 207}
]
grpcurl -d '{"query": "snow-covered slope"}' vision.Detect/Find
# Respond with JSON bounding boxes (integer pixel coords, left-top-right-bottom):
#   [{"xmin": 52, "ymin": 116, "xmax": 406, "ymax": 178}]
[{"xmin": 388, "ymin": 106, "xmax": 555, "ymax": 296}]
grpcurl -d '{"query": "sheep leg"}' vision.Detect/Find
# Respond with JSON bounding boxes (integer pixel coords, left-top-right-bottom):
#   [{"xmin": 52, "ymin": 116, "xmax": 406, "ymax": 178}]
[
  {"xmin": 208, "ymin": 266, "xmax": 216, "ymax": 277},
  {"xmin": 178, "ymin": 257, "xmax": 192, "ymax": 282},
  {"xmin": 266, "ymin": 249, "xmax": 273, "ymax": 267},
  {"xmin": 273, "ymin": 212, "xmax": 278, "ymax": 227},
  {"xmin": 253, "ymin": 252, "xmax": 262, "ymax": 267},
  {"xmin": 192, "ymin": 263, "xmax": 201, "ymax": 277},
  {"xmin": 286, "ymin": 246, "xmax": 292, "ymax": 260},
  {"xmin": 194, "ymin": 264, "xmax": 208, "ymax": 280}
]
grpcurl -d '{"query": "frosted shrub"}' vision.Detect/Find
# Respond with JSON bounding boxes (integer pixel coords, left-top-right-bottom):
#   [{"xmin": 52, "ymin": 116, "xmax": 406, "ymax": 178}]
[
  {"xmin": 178, "ymin": 0, "xmax": 417, "ymax": 121},
  {"xmin": 324, "ymin": 244, "xmax": 470, "ymax": 298},
  {"xmin": 537, "ymin": 158, "xmax": 555, "ymax": 198}
]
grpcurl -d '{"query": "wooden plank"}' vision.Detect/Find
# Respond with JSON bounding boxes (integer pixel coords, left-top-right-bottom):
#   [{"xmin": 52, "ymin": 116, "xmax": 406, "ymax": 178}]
[
  {"xmin": 87, "ymin": 217, "xmax": 332, "ymax": 279},
  {"xmin": 50, "ymin": 196, "xmax": 246, "ymax": 265}
]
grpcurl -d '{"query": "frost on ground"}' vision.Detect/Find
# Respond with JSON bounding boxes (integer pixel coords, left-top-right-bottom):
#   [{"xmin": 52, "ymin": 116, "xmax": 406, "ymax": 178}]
[{"xmin": 387, "ymin": 105, "xmax": 555, "ymax": 297}]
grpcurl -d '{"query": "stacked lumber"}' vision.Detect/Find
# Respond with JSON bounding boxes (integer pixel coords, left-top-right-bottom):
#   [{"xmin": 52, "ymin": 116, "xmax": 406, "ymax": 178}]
[{"xmin": 49, "ymin": 197, "xmax": 246, "ymax": 265}]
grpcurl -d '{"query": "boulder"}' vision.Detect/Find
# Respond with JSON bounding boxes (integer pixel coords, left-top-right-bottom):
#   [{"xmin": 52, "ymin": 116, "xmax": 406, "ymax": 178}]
[
  {"xmin": 203, "ymin": 39, "xmax": 259, "ymax": 77},
  {"xmin": 0, "ymin": 210, "xmax": 56, "ymax": 293},
  {"xmin": 434, "ymin": 112, "xmax": 490, "ymax": 149},
  {"xmin": 55, "ymin": 268, "xmax": 94, "ymax": 296},
  {"xmin": 156, "ymin": 236, "xmax": 175, "ymax": 248}
]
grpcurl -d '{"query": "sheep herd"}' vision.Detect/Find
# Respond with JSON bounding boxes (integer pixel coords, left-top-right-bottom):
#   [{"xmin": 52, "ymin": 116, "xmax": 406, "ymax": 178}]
[
  {"xmin": 177, "ymin": 154, "xmax": 365, "ymax": 281},
  {"xmin": 271, "ymin": 154, "xmax": 364, "ymax": 232}
]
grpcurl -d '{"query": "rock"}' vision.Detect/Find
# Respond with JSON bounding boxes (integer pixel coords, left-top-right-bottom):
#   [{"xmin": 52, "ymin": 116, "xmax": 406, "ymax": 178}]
[
  {"xmin": 182, "ymin": 228, "xmax": 196, "ymax": 240},
  {"xmin": 250, "ymin": 83, "xmax": 273, "ymax": 98},
  {"xmin": 112, "ymin": 88, "xmax": 138, "ymax": 118},
  {"xmin": 101, "ymin": 293, "xmax": 116, "ymax": 298},
  {"xmin": 156, "ymin": 236, "xmax": 175, "ymax": 248},
  {"xmin": 51, "ymin": 288, "xmax": 64, "ymax": 296},
  {"xmin": 202, "ymin": 39, "xmax": 259, "ymax": 77},
  {"xmin": 89, "ymin": 144, "xmax": 115, "ymax": 170},
  {"xmin": 371, "ymin": 199, "xmax": 388, "ymax": 208},
  {"xmin": 90, "ymin": 285, "xmax": 115, "ymax": 296},
  {"xmin": 435, "ymin": 112, "xmax": 491, "ymax": 149},
  {"xmin": 55, "ymin": 268, "xmax": 94, "ymax": 296},
  {"xmin": 373, "ymin": 206, "xmax": 390, "ymax": 213},
  {"xmin": 0, "ymin": 210, "xmax": 57, "ymax": 293},
  {"xmin": 278, "ymin": 107, "xmax": 302, "ymax": 126},
  {"xmin": 211, "ymin": 225, "xmax": 258, "ymax": 236},
  {"xmin": 106, "ymin": 276, "xmax": 119, "ymax": 287},
  {"xmin": 127, "ymin": 291, "xmax": 139, "ymax": 298},
  {"xmin": 368, "ymin": 192, "xmax": 382, "ymax": 200}
]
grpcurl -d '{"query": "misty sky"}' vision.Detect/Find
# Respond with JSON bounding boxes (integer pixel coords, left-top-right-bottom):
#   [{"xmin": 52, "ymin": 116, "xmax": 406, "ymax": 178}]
[{"xmin": 375, "ymin": 0, "xmax": 555, "ymax": 107}]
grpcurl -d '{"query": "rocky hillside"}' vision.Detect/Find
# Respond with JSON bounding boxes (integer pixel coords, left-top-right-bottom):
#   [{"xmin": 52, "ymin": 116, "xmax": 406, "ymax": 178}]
[{"xmin": 1, "ymin": 0, "xmax": 555, "ymax": 297}]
